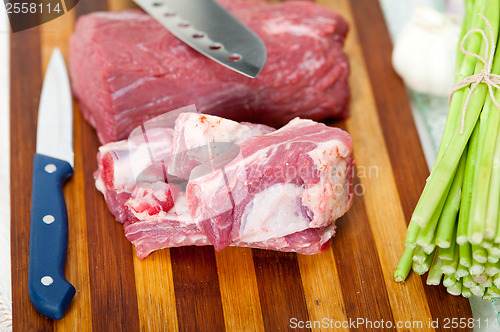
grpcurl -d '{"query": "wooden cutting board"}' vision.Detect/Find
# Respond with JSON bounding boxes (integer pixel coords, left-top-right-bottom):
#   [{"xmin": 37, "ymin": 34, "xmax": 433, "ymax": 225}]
[{"xmin": 10, "ymin": 0, "xmax": 474, "ymax": 330}]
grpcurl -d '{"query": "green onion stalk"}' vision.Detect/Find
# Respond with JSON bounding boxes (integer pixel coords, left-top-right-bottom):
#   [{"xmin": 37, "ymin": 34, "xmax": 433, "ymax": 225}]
[{"xmin": 395, "ymin": 0, "xmax": 500, "ymax": 301}]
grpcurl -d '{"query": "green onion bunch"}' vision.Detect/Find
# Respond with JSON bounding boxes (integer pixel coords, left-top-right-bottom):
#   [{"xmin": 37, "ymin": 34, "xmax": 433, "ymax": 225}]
[{"xmin": 394, "ymin": 0, "xmax": 500, "ymax": 301}]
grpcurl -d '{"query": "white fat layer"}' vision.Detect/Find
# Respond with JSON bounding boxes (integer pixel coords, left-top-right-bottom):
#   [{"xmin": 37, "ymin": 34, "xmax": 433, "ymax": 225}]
[
  {"xmin": 94, "ymin": 11, "xmax": 150, "ymax": 21},
  {"xmin": 303, "ymin": 140, "xmax": 350, "ymax": 227},
  {"xmin": 298, "ymin": 51, "xmax": 324, "ymax": 73},
  {"xmin": 164, "ymin": 194, "xmax": 194, "ymax": 224},
  {"xmin": 309, "ymin": 139, "xmax": 350, "ymax": 161},
  {"xmin": 95, "ymin": 173, "xmax": 105, "ymax": 194},
  {"xmin": 182, "ymin": 113, "xmax": 268, "ymax": 149},
  {"xmin": 112, "ymin": 77, "xmax": 155, "ymax": 99},
  {"xmin": 98, "ymin": 128, "xmax": 172, "ymax": 192},
  {"xmin": 263, "ymin": 16, "xmax": 335, "ymax": 47},
  {"xmin": 97, "ymin": 142, "xmax": 136, "ymax": 192},
  {"xmin": 264, "ymin": 18, "xmax": 316, "ymax": 37},
  {"xmin": 238, "ymin": 183, "xmax": 310, "ymax": 243},
  {"xmin": 127, "ymin": 128, "xmax": 172, "ymax": 184}
]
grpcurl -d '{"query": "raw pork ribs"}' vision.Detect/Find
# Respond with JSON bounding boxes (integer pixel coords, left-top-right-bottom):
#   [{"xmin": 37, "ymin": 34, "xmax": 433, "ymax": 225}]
[
  {"xmin": 70, "ymin": 0, "xmax": 350, "ymax": 143},
  {"xmin": 95, "ymin": 112, "xmax": 354, "ymax": 258}
]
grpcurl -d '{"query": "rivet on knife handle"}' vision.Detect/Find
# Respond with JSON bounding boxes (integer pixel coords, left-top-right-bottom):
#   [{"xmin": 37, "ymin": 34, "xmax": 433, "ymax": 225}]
[{"xmin": 28, "ymin": 154, "xmax": 75, "ymax": 320}]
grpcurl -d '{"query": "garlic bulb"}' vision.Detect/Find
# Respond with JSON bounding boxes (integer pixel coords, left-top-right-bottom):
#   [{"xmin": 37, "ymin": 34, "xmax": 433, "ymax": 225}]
[
  {"xmin": 392, "ymin": 5, "xmax": 461, "ymax": 96},
  {"xmin": 443, "ymin": 0, "xmax": 465, "ymax": 15}
]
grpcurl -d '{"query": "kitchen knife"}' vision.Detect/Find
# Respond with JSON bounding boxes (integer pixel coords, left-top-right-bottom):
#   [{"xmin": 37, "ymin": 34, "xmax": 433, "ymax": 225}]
[
  {"xmin": 28, "ymin": 48, "xmax": 75, "ymax": 320},
  {"xmin": 133, "ymin": 0, "xmax": 267, "ymax": 78}
]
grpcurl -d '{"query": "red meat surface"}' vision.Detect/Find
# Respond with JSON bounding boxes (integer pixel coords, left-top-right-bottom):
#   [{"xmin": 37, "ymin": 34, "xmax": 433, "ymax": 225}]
[
  {"xmin": 70, "ymin": 0, "xmax": 350, "ymax": 144},
  {"xmin": 95, "ymin": 112, "xmax": 354, "ymax": 258}
]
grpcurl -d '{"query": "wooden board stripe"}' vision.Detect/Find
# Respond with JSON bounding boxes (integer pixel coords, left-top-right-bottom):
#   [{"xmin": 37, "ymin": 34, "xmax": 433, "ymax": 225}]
[
  {"xmin": 108, "ymin": 0, "xmax": 137, "ymax": 12},
  {"xmin": 252, "ymin": 250, "xmax": 310, "ymax": 331},
  {"xmin": 349, "ymin": 0, "xmax": 474, "ymax": 326},
  {"xmin": 80, "ymin": 121, "xmax": 141, "ymax": 331},
  {"xmin": 215, "ymin": 247, "xmax": 265, "ymax": 332},
  {"xmin": 75, "ymin": 2, "xmax": 140, "ymax": 331},
  {"xmin": 102, "ymin": 1, "xmax": 179, "ymax": 330},
  {"xmin": 348, "ymin": 0, "xmax": 429, "ymax": 221},
  {"xmin": 10, "ymin": 26, "xmax": 52, "ymax": 332},
  {"xmin": 56, "ymin": 101, "xmax": 93, "ymax": 331},
  {"xmin": 132, "ymin": 250, "xmax": 179, "ymax": 332},
  {"xmin": 296, "ymin": 249, "xmax": 348, "ymax": 332},
  {"xmin": 39, "ymin": 10, "xmax": 94, "ymax": 331},
  {"xmin": 169, "ymin": 246, "xmax": 225, "ymax": 332},
  {"xmin": 331, "ymin": 170, "xmax": 396, "ymax": 328},
  {"xmin": 328, "ymin": 0, "xmax": 437, "ymax": 328},
  {"xmin": 75, "ymin": 1, "xmax": 108, "ymax": 15},
  {"xmin": 78, "ymin": 96, "xmax": 142, "ymax": 329},
  {"xmin": 341, "ymin": 0, "xmax": 437, "ymax": 328}
]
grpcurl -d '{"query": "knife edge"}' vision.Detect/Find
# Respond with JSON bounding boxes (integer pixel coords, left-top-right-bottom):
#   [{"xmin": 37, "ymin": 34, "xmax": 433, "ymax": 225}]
[{"xmin": 36, "ymin": 48, "xmax": 74, "ymax": 167}]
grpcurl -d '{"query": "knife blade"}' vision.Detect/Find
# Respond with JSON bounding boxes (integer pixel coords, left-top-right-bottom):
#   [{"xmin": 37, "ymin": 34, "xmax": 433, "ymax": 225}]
[
  {"xmin": 133, "ymin": 0, "xmax": 267, "ymax": 78},
  {"xmin": 28, "ymin": 48, "xmax": 75, "ymax": 320}
]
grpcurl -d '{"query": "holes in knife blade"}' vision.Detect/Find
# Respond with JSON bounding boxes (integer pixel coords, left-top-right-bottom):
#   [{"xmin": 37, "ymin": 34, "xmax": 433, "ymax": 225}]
[
  {"xmin": 178, "ymin": 21, "xmax": 190, "ymax": 28},
  {"xmin": 152, "ymin": 2, "xmax": 163, "ymax": 7},
  {"xmin": 209, "ymin": 43, "xmax": 222, "ymax": 50},
  {"xmin": 228, "ymin": 53, "xmax": 242, "ymax": 61},
  {"xmin": 164, "ymin": 11, "xmax": 176, "ymax": 17},
  {"xmin": 192, "ymin": 32, "xmax": 204, "ymax": 39}
]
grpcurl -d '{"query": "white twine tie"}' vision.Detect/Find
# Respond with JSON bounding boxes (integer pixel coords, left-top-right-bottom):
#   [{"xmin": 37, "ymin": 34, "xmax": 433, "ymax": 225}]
[{"xmin": 450, "ymin": 13, "xmax": 500, "ymax": 134}]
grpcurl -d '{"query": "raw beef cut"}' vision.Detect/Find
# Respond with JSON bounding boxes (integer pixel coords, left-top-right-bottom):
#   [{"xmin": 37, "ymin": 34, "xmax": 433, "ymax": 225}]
[
  {"xmin": 94, "ymin": 127, "xmax": 176, "ymax": 224},
  {"xmin": 70, "ymin": 0, "xmax": 350, "ymax": 144},
  {"xmin": 168, "ymin": 112, "xmax": 275, "ymax": 179},
  {"xmin": 94, "ymin": 105, "xmax": 191, "ymax": 223},
  {"xmin": 187, "ymin": 118, "xmax": 354, "ymax": 251},
  {"xmin": 95, "ymin": 112, "xmax": 354, "ymax": 258},
  {"xmin": 94, "ymin": 111, "xmax": 277, "ymax": 257},
  {"xmin": 124, "ymin": 193, "xmax": 210, "ymax": 259}
]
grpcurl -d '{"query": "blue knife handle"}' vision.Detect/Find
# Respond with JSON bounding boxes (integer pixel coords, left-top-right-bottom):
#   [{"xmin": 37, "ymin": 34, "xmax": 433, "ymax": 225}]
[{"xmin": 28, "ymin": 153, "xmax": 75, "ymax": 320}]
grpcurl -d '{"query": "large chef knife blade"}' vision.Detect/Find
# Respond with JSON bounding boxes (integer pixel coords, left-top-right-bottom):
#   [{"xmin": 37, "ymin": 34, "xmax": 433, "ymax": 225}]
[
  {"xmin": 133, "ymin": 0, "xmax": 267, "ymax": 78},
  {"xmin": 28, "ymin": 48, "xmax": 75, "ymax": 320}
]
